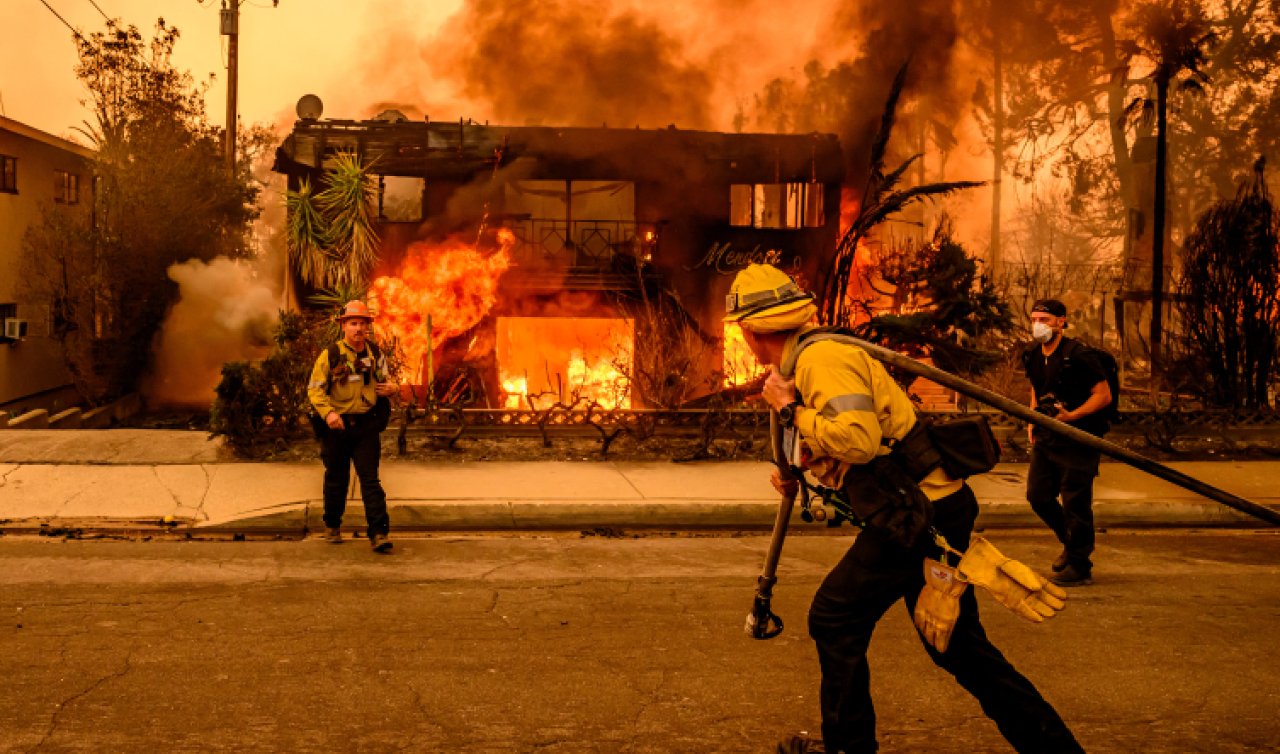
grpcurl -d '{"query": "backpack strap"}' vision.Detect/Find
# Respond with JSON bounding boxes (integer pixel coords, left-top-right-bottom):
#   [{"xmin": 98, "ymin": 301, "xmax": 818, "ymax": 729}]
[
  {"xmin": 324, "ymin": 343, "xmax": 342, "ymax": 392},
  {"xmin": 325, "ymin": 341, "xmax": 384, "ymax": 393}
]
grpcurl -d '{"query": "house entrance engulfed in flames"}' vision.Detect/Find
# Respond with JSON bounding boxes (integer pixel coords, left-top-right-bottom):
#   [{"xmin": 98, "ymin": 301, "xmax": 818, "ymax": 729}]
[{"xmin": 273, "ymin": 111, "xmax": 844, "ymax": 408}]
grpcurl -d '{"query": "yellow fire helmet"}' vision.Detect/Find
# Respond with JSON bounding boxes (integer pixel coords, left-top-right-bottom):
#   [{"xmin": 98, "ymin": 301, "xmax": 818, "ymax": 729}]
[{"xmin": 724, "ymin": 263, "xmax": 816, "ymax": 332}]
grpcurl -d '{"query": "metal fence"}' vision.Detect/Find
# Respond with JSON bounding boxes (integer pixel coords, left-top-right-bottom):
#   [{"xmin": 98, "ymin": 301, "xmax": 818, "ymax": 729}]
[
  {"xmin": 396, "ymin": 406, "xmax": 1280, "ymax": 439},
  {"xmin": 504, "ymin": 219, "xmax": 657, "ymax": 268}
]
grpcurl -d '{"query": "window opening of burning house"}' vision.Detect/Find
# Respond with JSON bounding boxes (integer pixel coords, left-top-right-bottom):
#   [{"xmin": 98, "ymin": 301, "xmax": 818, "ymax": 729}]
[
  {"xmin": 730, "ymin": 182, "xmax": 824, "ymax": 229},
  {"xmin": 502, "ymin": 180, "xmax": 637, "ymax": 267},
  {"xmin": 378, "ymin": 175, "xmax": 424, "ymax": 222},
  {"xmin": 496, "ymin": 317, "xmax": 633, "ymax": 409}
]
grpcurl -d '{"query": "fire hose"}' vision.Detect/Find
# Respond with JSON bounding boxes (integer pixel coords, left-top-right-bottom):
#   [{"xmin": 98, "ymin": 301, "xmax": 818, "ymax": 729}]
[{"xmin": 748, "ymin": 336, "xmax": 1280, "ymax": 640}]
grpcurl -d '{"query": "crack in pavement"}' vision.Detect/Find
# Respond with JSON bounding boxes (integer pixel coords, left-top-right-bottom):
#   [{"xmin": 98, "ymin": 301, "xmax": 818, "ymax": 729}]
[
  {"xmin": 394, "ymin": 682, "xmax": 429, "ymax": 753},
  {"xmin": 50, "ymin": 485, "xmax": 91, "ymax": 520},
  {"xmin": 624, "ymin": 667, "xmax": 669, "ymax": 753},
  {"xmin": 153, "ymin": 466, "xmax": 213, "ymax": 523},
  {"xmin": 195, "ymin": 465, "xmax": 213, "ymax": 522},
  {"xmin": 31, "ymin": 651, "xmax": 133, "ymax": 752},
  {"xmin": 0, "ymin": 463, "xmax": 21, "ymax": 488}
]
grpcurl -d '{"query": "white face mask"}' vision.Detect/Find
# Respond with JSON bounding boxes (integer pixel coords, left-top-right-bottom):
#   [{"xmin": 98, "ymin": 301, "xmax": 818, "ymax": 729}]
[{"xmin": 1032, "ymin": 322, "xmax": 1056, "ymax": 344}]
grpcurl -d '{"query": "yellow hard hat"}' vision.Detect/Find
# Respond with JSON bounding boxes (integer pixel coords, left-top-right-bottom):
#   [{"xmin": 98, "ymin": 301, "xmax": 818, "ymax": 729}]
[
  {"xmin": 337, "ymin": 300, "xmax": 375, "ymax": 322},
  {"xmin": 723, "ymin": 264, "xmax": 814, "ymax": 323}
]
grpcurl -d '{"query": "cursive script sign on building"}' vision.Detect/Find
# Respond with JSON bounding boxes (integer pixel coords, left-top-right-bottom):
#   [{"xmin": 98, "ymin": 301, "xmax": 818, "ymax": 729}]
[{"xmin": 686, "ymin": 241, "xmax": 800, "ymax": 275}]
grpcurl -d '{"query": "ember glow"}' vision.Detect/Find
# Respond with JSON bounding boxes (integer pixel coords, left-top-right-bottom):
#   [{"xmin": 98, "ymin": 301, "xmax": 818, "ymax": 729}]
[
  {"xmin": 497, "ymin": 317, "xmax": 633, "ymax": 409},
  {"xmin": 722, "ymin": 323, "xmax": 766, "ymax": 387},
  {"xmin": 367, "ymin": 230, "xmax": 515, "ymax": 382},
  {"xmin": 839, "ymin": 186, "xmax": 860, "ymax": 238}
]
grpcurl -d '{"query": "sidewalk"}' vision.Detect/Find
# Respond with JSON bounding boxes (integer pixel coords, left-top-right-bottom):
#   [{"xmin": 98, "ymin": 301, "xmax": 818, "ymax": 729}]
[{"xmin": 0, "ymin": 430, "xmax": 1276, "ymax": 535}]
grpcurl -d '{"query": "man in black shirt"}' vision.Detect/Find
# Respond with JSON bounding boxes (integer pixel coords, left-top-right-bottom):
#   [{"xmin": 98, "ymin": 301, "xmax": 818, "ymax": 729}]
[{"xmin": 1022, "ymin": 299, "xmax": 1113, "ymax": 587}]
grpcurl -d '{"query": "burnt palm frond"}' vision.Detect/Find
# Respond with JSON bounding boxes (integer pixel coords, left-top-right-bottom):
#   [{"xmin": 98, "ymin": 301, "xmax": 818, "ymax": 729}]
[
  {"xmin": 865, "ymin": 61, "xmax": 911, "ymax": 190},
  {"xmin": 819, "ymin": 58, "xmax": 985, "ymax": 327},
  {"xmin": 853, "ymin": 180, "xmax": 987, "ymax": 237},
  {"xmin": 877, "ymin": 154, "xmax": 923, "ymax": 199}
]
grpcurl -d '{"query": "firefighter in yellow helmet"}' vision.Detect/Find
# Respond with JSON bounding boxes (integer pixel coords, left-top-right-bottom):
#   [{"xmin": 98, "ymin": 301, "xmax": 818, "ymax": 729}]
[
  {"xmin": 726, "ymin": 264, "xmax": 1081, "ymax": 754},
  {"xmin": 307, "ymin": 300, "xmax": 399, "ymax": 552}
]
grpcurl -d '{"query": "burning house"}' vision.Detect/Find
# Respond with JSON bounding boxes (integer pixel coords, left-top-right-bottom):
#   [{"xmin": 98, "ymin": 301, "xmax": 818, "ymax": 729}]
[{"xmin": 273, "ymin": 105, "xmax": 844, "ymax": 409}]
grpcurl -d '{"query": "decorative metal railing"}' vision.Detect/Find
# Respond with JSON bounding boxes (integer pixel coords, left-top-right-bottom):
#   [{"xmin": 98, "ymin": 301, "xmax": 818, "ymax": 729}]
[
  {"xmin": 392, "ymin": 406, "xmax": 1280, "ymax": 447},
  {"xmin": 503, "ymin": 219, "xmax": 657, "ymax": 268}
]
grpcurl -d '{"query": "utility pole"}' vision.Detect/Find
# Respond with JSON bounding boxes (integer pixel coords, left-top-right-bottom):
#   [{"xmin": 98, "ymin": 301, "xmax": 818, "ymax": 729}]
[
  {"xmin": 218, "ymin": 1, "xmax": 278, "ymax": 172},
  {"xmin": 220, "ymin": 1, "xmax": 239, "ymax": 172}
]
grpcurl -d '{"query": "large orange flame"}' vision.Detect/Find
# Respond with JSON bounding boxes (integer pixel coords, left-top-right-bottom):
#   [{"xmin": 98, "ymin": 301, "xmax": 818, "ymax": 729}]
[
  {"xmin": 723, "ymin": 322, "xmax": 766, "ymax": 387},
  {"xmin": 498, "ymin": 316, "xmax": 633, "ymax": 409},
  {"xmin": 368, "ymin": 230, "xmax": 514, "ymax": 382}
]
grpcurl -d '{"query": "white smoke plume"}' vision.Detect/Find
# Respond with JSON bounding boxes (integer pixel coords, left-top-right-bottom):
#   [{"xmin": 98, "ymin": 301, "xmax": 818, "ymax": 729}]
[{"xmin": 143, "ymin": 257, "xmax": 281, "ymax": 407}]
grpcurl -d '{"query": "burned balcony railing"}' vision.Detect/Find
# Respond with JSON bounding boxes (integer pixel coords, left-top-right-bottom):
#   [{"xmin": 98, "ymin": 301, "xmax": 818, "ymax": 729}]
[{"xmin": 503, "ymin": 219, "xmax": 658, "ymax": 268}]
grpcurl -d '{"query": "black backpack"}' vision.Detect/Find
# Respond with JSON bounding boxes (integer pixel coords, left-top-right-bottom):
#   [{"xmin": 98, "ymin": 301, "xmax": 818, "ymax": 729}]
[
  {"xmin": 1026, "ymin": 338, "xmax": 1120, "ymax": 424},
  {"xmin": 1065, "ymin": 339, "xmax": 1120, "ymax": 424}
]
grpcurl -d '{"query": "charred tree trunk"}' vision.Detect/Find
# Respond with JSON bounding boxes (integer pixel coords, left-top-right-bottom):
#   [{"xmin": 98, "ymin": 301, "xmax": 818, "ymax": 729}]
[
  {"xmin": 1150, "ymin": 73, "xmax": 1170, "ymax": 387},
  {"xmin": 989, "ymin": 0, "xmax": 1004, "ymax": 273}
]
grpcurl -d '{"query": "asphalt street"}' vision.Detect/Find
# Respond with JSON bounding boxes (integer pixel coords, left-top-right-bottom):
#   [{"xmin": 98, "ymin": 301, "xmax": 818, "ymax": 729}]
[{"xmin": 0, "ymin": 529, "xmax": 1277, "ymax": 753}]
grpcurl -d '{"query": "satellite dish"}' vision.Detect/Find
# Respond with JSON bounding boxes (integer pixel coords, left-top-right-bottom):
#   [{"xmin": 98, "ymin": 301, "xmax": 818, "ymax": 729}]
[{"xmin": 296, "ymin": 94, "xmax": 323, "ymax": 121}]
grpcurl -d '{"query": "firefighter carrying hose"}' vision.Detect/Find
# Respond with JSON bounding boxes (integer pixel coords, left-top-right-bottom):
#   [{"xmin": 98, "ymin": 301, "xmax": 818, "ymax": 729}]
[{"xmin": 726, "ymin": 264, "xmax": 1082, "ymax": 754}]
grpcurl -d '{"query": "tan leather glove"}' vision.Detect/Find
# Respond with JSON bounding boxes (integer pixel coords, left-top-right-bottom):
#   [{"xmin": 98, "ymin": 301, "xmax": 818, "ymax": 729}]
[
  {"xmin": 956, "ymin": 536, "xmax": 1068, "ymax": 623},
  {"xmin": 913, "ymin": 558, "xmax": 967, "ymax": 653}
]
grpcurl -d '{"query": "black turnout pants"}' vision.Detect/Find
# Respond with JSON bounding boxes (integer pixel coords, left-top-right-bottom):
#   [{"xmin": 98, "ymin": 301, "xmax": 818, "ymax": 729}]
[
  {"xmin": 1026, "ymin": 444, "xmax": 1099, "ymax": 572},
  {"xmin": 808, "ymin": 484, "xmax": 1082, "ymax": 754},
  {"xmin": 319, "ymin": 412, "xmax": 389, "ymax": 539}
]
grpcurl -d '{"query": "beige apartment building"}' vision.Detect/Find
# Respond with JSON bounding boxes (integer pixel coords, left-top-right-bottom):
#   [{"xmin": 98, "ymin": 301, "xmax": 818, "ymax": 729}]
[{"xmin": 0, "ymin": 115, "xmax": 93, "ymax": 414}]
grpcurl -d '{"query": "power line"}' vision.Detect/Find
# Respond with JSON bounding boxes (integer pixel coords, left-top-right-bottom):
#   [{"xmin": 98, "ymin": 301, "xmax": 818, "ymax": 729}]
[
  {"xmin": 36, "ymin": 0, "xmax": 160, "ymax": 76},
  {"xmin": 83, "ymin": 0, "xmax": 111, "ymax": 22},
  {"xmin": 34, "ymin": 0, "xmax": 90, "ymax": 45}
]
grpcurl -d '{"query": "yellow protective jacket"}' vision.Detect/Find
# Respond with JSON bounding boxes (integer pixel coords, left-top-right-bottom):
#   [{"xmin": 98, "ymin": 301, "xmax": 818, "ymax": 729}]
[
  {"xmin": 307, "ymin": 340, "xmax": 388, "ymax": 418},
  {"xmin": 780, "ymin": 327, "xmax": 962, "ymax": 502}
]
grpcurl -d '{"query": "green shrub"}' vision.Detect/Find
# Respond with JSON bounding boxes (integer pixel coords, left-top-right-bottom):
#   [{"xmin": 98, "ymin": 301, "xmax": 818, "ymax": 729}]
[{"xmin": 210, "ymin": 311, "xmax": 330, "ymax": 454}]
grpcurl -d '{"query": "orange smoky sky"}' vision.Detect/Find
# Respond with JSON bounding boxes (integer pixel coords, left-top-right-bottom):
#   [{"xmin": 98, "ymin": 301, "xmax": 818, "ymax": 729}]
[
  {"xmin": 6, "ymin": 0, "xmax": 866, "ymax": 139},
  {"xmin": 5, "ymin": 0, "xmax": 1011, "ymax": 247},
  {"xmin": 3, "ymin": 0, "xmax": 464, "ymax": 139}
]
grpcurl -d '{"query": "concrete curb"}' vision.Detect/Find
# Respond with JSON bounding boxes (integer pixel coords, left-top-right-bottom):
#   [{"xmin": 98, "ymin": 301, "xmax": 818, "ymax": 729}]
[
  {"xmin": 2, "ymin": 497, "xmax": 1271, "ymax": 539},
  {"xmin": 2, "ymin": 456, "xmax": 1277, "ymax": 536}
]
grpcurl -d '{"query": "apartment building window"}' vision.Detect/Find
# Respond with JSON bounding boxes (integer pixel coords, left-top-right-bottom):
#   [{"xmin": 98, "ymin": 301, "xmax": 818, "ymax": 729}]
[
  {"xmin": 0, "ymin": 156, "xmax": 16, "ymax": 193},
  {"xmin": 54, "ymin": 170, "xmax": 80, "ymax": 204},
  {"xmin": 729, "ymin": 182, "xmax": 825, "ymax": 229}
]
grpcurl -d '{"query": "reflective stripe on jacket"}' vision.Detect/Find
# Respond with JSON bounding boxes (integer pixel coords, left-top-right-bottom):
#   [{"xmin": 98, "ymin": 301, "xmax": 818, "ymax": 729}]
[{"xmin": 781, "ymin": 327, "xmax": 962, "ymax": 501}]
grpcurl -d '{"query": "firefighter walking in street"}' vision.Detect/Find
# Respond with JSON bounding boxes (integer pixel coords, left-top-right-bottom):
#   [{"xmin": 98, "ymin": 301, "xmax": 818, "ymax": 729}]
[
  {"xmin": 726, "ymin": 264, "xmax": 1082, "ymax": 754},
  {"xmin": 308, "ymin": 300, "xmax": 398, "ymax": 552}
]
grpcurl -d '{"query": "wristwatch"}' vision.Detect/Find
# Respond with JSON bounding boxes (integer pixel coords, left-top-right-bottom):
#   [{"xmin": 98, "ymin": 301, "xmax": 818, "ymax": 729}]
[{"xmin": 777, "ymin": 400, "xmax": 803, "ymax": 428}]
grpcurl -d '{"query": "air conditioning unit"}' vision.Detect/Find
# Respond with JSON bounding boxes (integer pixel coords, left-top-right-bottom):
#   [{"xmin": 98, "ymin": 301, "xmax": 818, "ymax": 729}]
[{"xmin": 4, "ymin": 319, "xmax": 28, "ymax": 341}]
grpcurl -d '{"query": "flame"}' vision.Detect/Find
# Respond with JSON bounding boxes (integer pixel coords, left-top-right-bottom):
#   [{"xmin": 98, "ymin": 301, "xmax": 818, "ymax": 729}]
[
  {"xmin": 723, "ymin": 322, "xmax": 766, "ymax": 387},
  {"xmin": 367, "ymin": 231, "xmax": 514, "ymax": 382},
  {"xmin": 839, "ymin": 186, "xmax": 860, "ymax": 238},
  {"xmin": 498, "ymin": 317, "xmax": 633, "ymax": 409}
]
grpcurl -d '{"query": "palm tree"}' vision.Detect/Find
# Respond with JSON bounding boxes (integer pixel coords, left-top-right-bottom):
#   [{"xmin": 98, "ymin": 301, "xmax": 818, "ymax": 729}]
[
  {"xmin": 285, "ymin": 151, "xmax": 380, "ymax": 290},
  {"xmin": 821, "ymin": 62, "xmax": 985, "ymax": 326}
]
